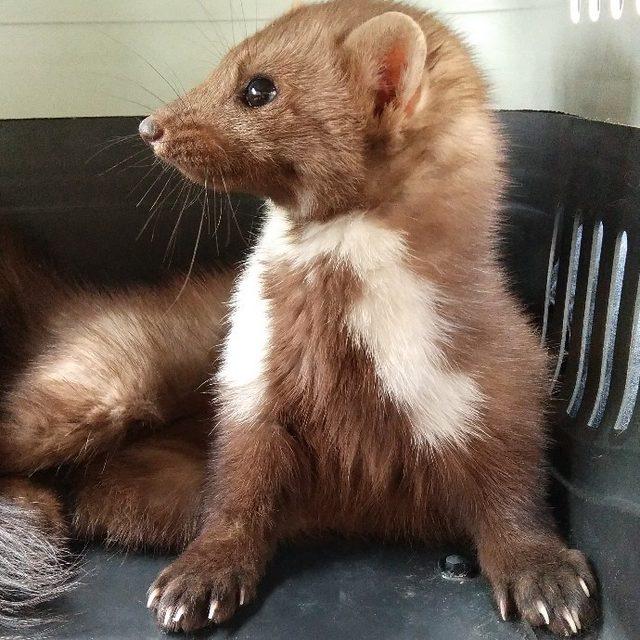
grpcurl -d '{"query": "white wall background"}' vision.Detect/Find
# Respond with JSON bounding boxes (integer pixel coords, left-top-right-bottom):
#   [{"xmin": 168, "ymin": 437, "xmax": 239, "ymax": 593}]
[{"xmin": 1, "ymin": 0, "xmax": 639, "ymax": 125}]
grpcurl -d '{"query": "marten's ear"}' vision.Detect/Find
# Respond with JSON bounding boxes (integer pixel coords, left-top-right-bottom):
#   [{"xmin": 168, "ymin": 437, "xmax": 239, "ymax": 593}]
[{"xmin": 344, "ymin": 12, "xmax": 427, "ymax": 120}]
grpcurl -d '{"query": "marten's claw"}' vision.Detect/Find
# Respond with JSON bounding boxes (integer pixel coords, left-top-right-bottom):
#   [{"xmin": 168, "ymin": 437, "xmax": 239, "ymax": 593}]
[
  {"xmin": 147, "ymin": 537, "xmax": 260, "ymax": 633},
  {"xmin": 490, "ymin": 547, "xmax": 597, "ymax": 637},
  {"xmin": 146, "ymin": 588, "xmax": 159, "ymax": 609}
]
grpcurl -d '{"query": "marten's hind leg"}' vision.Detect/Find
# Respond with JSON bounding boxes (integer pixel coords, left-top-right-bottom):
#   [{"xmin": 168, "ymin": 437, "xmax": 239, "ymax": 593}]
[
  {"xmin": 0, "ymin": 259, "xmax": 233, "ymax": 474},
  {"xmin": 69, "ymin": 417, "xmax": 207, "ymax": 552}
]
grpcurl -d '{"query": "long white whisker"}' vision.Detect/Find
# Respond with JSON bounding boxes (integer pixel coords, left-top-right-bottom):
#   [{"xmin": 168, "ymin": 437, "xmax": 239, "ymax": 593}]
[
  {"xmin": 128, "ymin": 160, "xmax": 162, "ymax": 199},
  {"xmin": 85, "ymin": 134, "xmax": 141, "ymax": 163},
  {"xmin": 94, "ymin": 31, "xmax": 196, "ymax": 129},
  {"xmin": 97, "ymin": 30, "xmax": 182, "ymax": 100},
  {"xmin": 99, "ymin": 148, "xmax": 150, "ymax": 175},
  {"xmin": 137, "ymin": 164, "xmax": 170, "ymax": 207},
  {"xmin": 148, "ymin": 170, "xmax": 175, "ymax": 211},
  {"xmin": 137, "ymin": 172, "xmax": 175, "ymax": 240},
  {"xmin": 171, "ymin": 195, "xmax": 205, "ymax": 307},
  {"xmin": 156, "ymin": 172, "xmax": 186, "ymax": 212},
  {"xmin": 78, "ymin": 70, "xmax": 167, "ymax": 109},
  {"xmin": 195, "ymin": 0, "xmax": 232, "ymax": 52},
  {"xmin": 102, "ymin": 94, "xmax": 157, "ymax": 114},
  {"xmin": 204, "ymin": 185, "xmax": 211, "ymax": 237},
  {"xmin": 220, "ymin": 173, "xmax": 247, "ymax": 245},
  {"xmin": 193, "ymin": 23, "xmax": 226, "ymax": 60},
  {"xmin": 213, "ymin": 187, "xmax": 222, "ymax": 254},
  {"xmin": 165, "ymin": 184, "xmax": 198, "ymax": 263}
]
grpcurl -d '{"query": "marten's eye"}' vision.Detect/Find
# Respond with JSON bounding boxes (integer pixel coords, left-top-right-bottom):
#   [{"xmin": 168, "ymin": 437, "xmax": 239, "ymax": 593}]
[{"xmin": 243, "ymin": 76, "xmax": 277, "ymax": 108}]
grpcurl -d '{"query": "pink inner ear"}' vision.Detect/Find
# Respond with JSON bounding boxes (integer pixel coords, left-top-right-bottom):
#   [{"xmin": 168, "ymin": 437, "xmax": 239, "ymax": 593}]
[{"xmin": 375, "ymin": 43, "xmax": 407, "ymax": 115}]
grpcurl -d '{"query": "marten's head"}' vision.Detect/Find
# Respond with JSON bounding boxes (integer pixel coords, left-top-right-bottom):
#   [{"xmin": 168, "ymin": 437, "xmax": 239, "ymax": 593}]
[
  {"xmin": 140, "ymin": 3, "xmax": 427, "ymax": 215},
  {"xmin": 139, "ymin": 3, "xmax": 436, "ymax": 219}
]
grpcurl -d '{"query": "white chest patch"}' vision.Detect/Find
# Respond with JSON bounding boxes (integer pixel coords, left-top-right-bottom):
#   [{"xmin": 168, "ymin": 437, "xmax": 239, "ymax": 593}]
[
  {"xmin": 216, "ymin": 230, "xmax": 272, "ymax": 423},
  {"xmin": 219, "ymin": 204, "xmax": 483, "ymax": 447},
  {"xmin": 342, "ymin": 230, "xmax": 484, "ymax": 449},
  {"xmin": 216, "ymin": 205, "xmax": 300, "ymax": 423}
]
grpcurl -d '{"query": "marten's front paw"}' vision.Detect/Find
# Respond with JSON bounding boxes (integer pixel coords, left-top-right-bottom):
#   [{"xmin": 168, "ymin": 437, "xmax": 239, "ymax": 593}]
[
  {"xmin": 146, "ymin": 540, "xmax": 259, "ymax": 633},
  {"xmin": 491, "ymin": 548, "xmax": 598, "ymax": 636}
]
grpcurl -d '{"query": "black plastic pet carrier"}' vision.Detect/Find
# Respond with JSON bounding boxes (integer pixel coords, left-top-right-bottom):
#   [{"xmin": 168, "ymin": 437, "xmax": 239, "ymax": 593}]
[{"xmin": 1, "ymin": 1, "xmax": 639, "ymax": 639}]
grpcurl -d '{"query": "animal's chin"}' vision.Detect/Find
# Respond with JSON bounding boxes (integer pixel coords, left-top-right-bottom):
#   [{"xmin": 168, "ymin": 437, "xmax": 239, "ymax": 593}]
[
  {"xmin": 175, "ymin": 164, "xmax": 207, "ymax": 185},
  {"xmin": 168, "ymin": 160, "xmax": 241, "ymax": 194},
  {"xmin": 157, "ymin": 156, "xmax": 207, "ymax": 186},
  {"xmin": 153, "ymin": 148, "xmax": 246, "ymax": 194},
  {"xmin": 150, "ymin": 147, "xmax": 207, "ymax": 185}
]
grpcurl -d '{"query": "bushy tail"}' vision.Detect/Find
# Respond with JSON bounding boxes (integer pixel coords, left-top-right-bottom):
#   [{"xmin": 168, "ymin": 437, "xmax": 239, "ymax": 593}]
[
  {"xmin": 0, "ymin": 494, "xmax": 78, "ymax": 633},
  {"xmin": 0, "ymin": 231, "xmax": 78, "ymax": 632}
]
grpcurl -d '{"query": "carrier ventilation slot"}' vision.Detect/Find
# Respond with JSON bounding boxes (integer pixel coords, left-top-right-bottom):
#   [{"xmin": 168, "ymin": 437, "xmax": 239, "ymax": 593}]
[
  {"xmin": 573, "ymin": 0, "xmax": 628, "ymax": 22},
  {"xmin": 567, "ymin": 221, "xmax": 604, "ymax": 417},
  {"xmin": 613, "ymin": 275, "xmax": 640, "ymax": 433},
  {"xmin": 587, "ymin": 230, "xmax": 628, "ymax": 428},
  {"xmin": 551, "ymin": 216, "xmax": 583, "ymax": 390},
  {"xmin": 542, "ymin": 206, "xmax": 563, "ymax": 346},
  {"xmin": 611, "ymin": 0, "xmax": 624, "ymax": 19},
  {"xmin": 571, "ymin": 0, "xmax": 581, "ymax": 22}
]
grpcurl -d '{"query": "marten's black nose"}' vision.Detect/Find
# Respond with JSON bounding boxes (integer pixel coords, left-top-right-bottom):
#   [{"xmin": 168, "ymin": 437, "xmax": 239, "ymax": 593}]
[{"xmin": 139, "ymin": 116, "xmax": 163, "ymax": 143}]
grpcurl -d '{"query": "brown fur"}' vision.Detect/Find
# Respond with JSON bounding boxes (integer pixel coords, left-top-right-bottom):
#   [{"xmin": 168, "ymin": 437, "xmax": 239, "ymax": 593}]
[
  {"xmin": 0, "ymin": 266, "xmax": 233, "ymax": 472},
  {"xmin": 143, "ymin": 1, "xmax": 597, "ymax": 636},
  {"xmin": 71, "ymin": 417, "xmax": 207, "ymax": 551},
  {"xmin": 0, "ymin": 477, "xmax": 67, "ymax": 539},
  {"xmin": 0, "ymin": 0, "xmax": 598, "ymax": 635},
  {"xmin": 0, "ymin": 232, "xmax": 231, "ymax": 551}
]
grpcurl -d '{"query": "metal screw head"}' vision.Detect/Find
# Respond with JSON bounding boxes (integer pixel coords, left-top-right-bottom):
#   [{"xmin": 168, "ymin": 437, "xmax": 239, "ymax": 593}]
[{"xmin": 439, "ymin": 554, "xmax": 478, "ymax": 580}]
